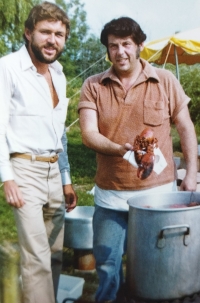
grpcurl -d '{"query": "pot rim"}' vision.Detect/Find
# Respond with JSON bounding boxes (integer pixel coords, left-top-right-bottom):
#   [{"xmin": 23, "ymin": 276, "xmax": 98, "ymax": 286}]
[{"xmin": 127, "ymin": 191, "xmax": 200, "ymax": 212}]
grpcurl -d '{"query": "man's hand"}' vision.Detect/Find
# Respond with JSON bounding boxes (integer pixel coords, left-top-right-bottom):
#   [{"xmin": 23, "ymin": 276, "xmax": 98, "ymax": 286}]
[
  {"xmin": 63, "ymin": 184, "xmax": 78, "ymax": 212},
  {"xmin": 118, "ymin": 143, "xmax": 134, "ymax": 157},
  {"xmin": 180, "ymin": 173, "xmax": 197, "ymax": 192},
  {"xmin": 3, "ymin": 180, "xmax": 25, "ymax": 208}
]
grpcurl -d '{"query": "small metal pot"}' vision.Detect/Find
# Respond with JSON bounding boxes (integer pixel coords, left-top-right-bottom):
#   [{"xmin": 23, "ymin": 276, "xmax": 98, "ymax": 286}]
[
  {"xmin": 127, "ymin": 191, "xmax": 200, "ymax": 300},
  {"xmin": 64, "ymin": 206, "xmax": 94, "ymax": 249}
]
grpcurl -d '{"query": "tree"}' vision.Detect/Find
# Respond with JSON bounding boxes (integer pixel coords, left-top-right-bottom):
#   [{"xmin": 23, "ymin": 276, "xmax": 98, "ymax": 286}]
[
  {"xmin": 180, "ymin": 64, "xmax": 200, "ymax": 130},
  {"xmin": 58, "ymin": 0, "xmax": 89, "ymax": 79},
  {"xmin": 58, "ymin": 0, "xmax": 109, "ymax": 82},
  {"xmin": 81, "ymin": 35, "xmax": 110, "ymax": 81},
  {"xmin": 0, "ymin": 0, "xmax": 40, "ymax": 55}
]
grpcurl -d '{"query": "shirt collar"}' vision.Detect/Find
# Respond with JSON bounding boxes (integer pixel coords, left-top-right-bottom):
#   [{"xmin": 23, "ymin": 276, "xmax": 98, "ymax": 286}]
[
  {"xmin": 140, "ymin": 58, "xmax": 160, "ymax": 82},
  {"xmin": 100, "ymin": 58, "xmax": 160, "ymax": 84},
  {"xmin": 19, "ymin": 45, "xmax": 63, "ymax": 74}
]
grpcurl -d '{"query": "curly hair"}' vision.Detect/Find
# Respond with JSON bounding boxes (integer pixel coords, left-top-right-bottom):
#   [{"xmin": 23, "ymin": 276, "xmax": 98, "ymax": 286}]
[
  {"xmin": 24, "ymin": 1, "xmax": 70, "ymax": 43},
  {"xmin": 100, "ymin": 17, "xmax": 146, "ymax": 47}
]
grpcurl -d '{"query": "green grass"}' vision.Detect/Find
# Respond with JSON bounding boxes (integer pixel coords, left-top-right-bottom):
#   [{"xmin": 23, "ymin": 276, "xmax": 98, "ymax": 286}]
[
  {"xmin": 67, "ymin": 125, "xmax": 96, "ymax": 185},
  {"xmin": 67, "ymin": 125, "xmax": 96, "ymax": 206},
  {"xmin": 0, "ymin": 188, "xmax": 18, "ymax": 243}
]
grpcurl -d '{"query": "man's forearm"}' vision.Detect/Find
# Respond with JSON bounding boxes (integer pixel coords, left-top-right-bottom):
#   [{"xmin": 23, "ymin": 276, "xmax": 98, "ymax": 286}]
[
  {"xmin": 81, "ymin": 130, "xmax": 128, "ymax": 157},
  {"xmin": 178, "ymin": 121, "xmax": 197, "ymax": 175}
]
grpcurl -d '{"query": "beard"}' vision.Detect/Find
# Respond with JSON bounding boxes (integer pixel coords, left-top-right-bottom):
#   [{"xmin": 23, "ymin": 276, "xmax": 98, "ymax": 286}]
[{"xmin": 30, "ymin": 41, "xmax": 64, "ymax": 64}]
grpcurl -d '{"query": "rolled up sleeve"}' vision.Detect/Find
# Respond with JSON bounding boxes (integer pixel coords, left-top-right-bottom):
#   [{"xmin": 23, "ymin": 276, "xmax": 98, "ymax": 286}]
[{"xmin": 58, "ymin": 128, "xmax": 72, "ymax": 185}]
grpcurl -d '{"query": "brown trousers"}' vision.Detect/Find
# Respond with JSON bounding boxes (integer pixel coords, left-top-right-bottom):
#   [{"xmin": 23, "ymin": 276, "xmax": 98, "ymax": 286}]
[{"xmin": 11, "ymin": 157, "xmax": 65, "ymax": 303}]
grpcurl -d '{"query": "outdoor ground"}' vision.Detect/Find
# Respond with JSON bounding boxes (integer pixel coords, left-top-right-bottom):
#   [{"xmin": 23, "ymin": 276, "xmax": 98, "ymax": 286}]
[
  {"xmin": 61, "ymin": 248, "xmax": 130, "ymax": 303},
  {"xmin": 62, "ymin": 247, "xmax": 98, "ymax": 303},
  {"xmin": 60, "ymin": 248, "xmax": 200, "ymax": 303}
]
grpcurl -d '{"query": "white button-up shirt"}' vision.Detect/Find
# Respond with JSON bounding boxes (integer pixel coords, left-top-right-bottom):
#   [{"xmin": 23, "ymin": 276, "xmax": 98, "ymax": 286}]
[{"xmin": 0, "ymin": 45, "xmax": 71, "ymax": 183}]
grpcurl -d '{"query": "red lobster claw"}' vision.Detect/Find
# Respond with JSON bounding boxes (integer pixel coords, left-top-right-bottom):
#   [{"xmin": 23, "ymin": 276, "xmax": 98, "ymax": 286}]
[
  {"xmin": 137, "ymin": 153, "xmax": 155, "ymax": 180},
  {"xmin": 134, "ymin": 128, "xmax": 158, "ymax": 180}
]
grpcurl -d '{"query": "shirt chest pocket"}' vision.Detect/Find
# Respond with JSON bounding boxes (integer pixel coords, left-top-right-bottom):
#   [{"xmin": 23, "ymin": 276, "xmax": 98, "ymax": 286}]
[{"xmin": 144, "ymin": 100, "xmax": 164, "ymax": 126}]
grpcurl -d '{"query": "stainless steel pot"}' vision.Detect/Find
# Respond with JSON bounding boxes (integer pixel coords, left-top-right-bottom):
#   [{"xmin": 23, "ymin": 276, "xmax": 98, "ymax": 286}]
[
  {"xmin": 64, "ymin": 206, "xmax": 94, "ymax": 249},
  {"xmin": 127, "ymin": 191, "xmax": 200, "ymax": 300}
]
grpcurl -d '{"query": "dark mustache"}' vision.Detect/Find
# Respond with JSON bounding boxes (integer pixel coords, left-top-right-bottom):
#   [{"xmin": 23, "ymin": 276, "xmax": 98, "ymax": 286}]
[{"xmin": 44, "ymin": 42, "xmax": 57, "ymax": 48}]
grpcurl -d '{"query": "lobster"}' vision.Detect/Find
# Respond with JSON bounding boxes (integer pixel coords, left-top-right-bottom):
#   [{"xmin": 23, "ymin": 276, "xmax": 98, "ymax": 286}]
[{"xmin": 133, "ymin": 128, "xmax": 158, "ymax": 180}]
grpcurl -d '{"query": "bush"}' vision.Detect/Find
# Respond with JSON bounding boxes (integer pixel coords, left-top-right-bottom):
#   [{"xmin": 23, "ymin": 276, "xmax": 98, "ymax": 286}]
[{"xmin": 67, "ymin": 125, "xmax": 96, "ymax": 184}]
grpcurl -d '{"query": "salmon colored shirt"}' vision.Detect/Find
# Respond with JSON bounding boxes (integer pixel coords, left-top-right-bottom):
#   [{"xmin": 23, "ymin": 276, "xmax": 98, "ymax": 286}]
[{"xmin": 78, "ymin": 59, "xmax": 190, "ymax": 190}]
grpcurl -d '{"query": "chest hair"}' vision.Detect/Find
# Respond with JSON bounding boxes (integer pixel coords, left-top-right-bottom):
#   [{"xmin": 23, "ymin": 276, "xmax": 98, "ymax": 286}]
[{"xmin": 44, "ymin": 70, "xmax": 59, "ymax": 108}]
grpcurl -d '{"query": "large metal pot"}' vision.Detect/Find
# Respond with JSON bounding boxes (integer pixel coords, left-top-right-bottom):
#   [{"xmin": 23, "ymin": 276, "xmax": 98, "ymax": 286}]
[
  {"xmin": 64, "ymin": 206, "xmax": 94, "ymax": 249},
  {"xmin": 127, "ymin": 191, "xmax": 200, "ymax": 300}
]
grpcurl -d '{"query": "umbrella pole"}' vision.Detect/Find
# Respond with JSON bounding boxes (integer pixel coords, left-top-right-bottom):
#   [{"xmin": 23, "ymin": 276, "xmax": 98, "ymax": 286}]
[{"xmin": 174, "ymin": 45, "xmax": 180, "ymax": 81}]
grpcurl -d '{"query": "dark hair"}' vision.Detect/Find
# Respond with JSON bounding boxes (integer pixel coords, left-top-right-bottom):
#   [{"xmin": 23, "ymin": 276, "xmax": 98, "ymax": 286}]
[
  {"xmin": 24, "ymin": 1, "xmax": 70, "ymax": 43},
  {"xmin": 100, "ymin": 17, "xmax": 146, "ymax": 47}
]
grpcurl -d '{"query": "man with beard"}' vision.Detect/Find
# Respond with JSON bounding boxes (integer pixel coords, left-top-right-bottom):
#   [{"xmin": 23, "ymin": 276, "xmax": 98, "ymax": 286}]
[{"xmin": 0, "ymin": 2, "xmax": 77, "ymax": 303}]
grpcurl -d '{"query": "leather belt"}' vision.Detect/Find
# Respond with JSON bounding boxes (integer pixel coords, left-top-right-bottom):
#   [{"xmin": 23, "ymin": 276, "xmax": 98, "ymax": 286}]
[{"xmin": 10, "ymin": 153, "xmax": 59, "ymax": 163}]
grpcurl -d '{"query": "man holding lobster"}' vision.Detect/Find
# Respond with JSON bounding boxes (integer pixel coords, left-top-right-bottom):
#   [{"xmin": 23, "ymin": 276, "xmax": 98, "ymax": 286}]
[{"xmin": 78, "ymin": 17, "xmax": 197, "ymax": 303}]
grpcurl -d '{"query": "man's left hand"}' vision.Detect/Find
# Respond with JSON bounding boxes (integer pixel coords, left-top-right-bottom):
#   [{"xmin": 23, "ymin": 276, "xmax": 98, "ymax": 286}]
[
  {"xmin": 180, "ymin": 174, "xmax": 197, "ymax": 192},
  {"xmin": 63, "ymin": 184, "xmax": 78, "ymax": 212}
]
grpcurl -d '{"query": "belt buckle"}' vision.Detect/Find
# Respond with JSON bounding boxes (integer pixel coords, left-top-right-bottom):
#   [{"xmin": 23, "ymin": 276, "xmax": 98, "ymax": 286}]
[{"xmin": 50, "ymin": 155, "xmax": 58, "ymax": 163}]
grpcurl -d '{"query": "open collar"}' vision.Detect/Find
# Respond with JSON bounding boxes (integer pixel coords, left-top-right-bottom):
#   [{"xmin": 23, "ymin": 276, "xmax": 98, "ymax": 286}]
[
  {"xmin": 19, "ymin": 45, "xmax": 63, "ymax": 74},
  {"xmin": 99, "ymin": 58, "xmax": 160, "ymax": 85}
]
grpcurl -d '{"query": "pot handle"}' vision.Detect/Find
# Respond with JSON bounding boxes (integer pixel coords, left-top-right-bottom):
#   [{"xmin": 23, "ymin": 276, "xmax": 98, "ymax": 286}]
[{"xmin": 157, "ymin": 224, "xmax": 190, "ymax": 248}]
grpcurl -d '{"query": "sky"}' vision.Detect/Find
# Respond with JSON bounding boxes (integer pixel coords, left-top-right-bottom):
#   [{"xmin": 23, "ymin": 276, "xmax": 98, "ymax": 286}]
[{"xmin": 82, "ymin": 0, "xmax": 200, "ymax": 42}]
